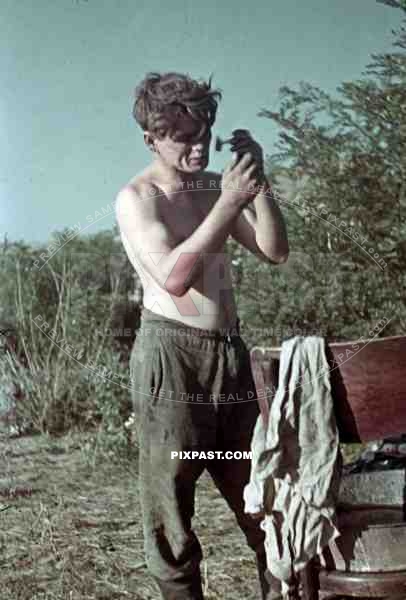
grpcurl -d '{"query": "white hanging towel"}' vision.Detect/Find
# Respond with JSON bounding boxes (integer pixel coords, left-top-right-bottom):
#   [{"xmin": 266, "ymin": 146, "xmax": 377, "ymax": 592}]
[{"xmin": 244, "ymin": 336, "xmax": 342, "ymax": 596}]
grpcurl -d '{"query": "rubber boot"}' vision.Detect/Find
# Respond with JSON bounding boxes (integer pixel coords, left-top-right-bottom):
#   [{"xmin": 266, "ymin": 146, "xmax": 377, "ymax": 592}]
[{"xmin": 154, "ymin": 570, "xmax": 204, "ymax": 600}]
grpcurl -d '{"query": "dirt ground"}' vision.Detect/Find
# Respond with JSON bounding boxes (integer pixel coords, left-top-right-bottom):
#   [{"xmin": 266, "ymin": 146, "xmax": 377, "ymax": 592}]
[{"xmin": 0, "ymin": 431, "xmax": 268, "ymax": 600}]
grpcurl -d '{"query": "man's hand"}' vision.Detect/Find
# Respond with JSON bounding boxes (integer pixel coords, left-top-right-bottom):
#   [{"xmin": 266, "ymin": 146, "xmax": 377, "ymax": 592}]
[
  {"xmin": 230, "ymin": 129, "xmax": 265, "ymax": 181},
  {"xmin": 221, "ymin": 151, "xmax": 262, "ymax": 209}
]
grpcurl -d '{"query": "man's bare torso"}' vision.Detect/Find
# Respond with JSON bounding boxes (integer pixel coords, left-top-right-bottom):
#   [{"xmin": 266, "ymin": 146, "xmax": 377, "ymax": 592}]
[{"xmin": 120, "ymin": 165, "xmax": 239, "ymax": 330}]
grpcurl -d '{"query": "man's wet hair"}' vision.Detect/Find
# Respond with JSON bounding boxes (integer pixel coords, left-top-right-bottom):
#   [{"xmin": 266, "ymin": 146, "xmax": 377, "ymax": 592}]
[{"xmin": 132, "ymin": 72, "xmax": 222, "ymax": 141}]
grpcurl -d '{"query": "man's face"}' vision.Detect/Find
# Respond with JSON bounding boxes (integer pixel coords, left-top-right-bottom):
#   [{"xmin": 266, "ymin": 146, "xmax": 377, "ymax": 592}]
[{"xmin": 150, "ymin": 114, "xmax": 212, "ymax": 173}]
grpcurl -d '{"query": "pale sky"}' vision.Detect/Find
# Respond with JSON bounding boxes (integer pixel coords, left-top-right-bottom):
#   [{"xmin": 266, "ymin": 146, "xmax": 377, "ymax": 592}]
[{"xmin": 1, "ymin": 0, "xmax": 402, "ymax": 244}]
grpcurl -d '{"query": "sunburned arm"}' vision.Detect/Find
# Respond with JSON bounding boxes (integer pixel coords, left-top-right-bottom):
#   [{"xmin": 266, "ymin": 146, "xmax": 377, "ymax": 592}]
[
  {"xmin": 211, "ymin": 173, "xmax": 284, "ymax": 264},
  {"xmin": 115, "ymin": 183, "xmax": 242, "ymax": 297},
  {"xmin": 228, "ymin": 205, "xmax": 283, "ymax": 264}
]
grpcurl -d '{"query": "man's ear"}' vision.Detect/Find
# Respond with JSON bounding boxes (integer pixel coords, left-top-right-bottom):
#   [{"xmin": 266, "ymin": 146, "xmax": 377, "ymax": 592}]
[{"xmin": 143, "ymin": 131, "xmax": 156, "ymax": 152}]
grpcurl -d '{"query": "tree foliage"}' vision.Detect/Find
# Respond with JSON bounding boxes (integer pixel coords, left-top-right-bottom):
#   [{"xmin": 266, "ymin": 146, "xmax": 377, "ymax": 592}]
[{"xmin": 227, "ymin": 16, "xmax": 406, "ymax": 346}]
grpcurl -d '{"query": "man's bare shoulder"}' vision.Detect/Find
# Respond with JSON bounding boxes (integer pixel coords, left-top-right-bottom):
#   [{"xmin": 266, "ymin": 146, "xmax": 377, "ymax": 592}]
[
  {"xmin": 123, "ymin": 167, "xmax": 159, "ymax": 195},
  {"xmin": 116, "ymin": 170, "xmax": 161, "ymax": 216}
]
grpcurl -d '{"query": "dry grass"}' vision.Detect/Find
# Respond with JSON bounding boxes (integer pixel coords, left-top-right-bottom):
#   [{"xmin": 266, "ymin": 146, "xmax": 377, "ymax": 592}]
[
  {"xmin": 0, "ymin": 251, "xmax": 364, "ymax": 599},
  {"xmin": 0, "ymin": 430, "xmax": 265, "ymax": 600}
]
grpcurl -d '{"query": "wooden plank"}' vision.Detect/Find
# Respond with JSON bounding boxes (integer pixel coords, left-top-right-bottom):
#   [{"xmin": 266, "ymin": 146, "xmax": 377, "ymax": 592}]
[{"xmin": 250, "ymin": 335, "xmax": 406, "ymax": 443}]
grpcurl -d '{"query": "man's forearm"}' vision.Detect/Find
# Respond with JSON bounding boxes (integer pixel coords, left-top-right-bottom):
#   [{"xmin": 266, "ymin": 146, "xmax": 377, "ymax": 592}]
[
  {"xmin": 252, "ymin": 177, "xmax": 289, "ymax": 263},
  {"xmin": 160, "ymin": 194, "xmax": 241, "ymax": 296}
]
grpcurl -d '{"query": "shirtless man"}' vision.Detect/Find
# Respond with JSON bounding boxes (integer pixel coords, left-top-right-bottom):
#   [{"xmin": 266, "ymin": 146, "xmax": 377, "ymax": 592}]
[{"xmin": 115, "ymin": 72, "xmax": 289, "ymax": 600}]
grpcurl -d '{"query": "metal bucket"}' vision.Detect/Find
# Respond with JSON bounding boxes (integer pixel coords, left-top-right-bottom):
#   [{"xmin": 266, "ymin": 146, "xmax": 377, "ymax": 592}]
[{"xmin": 325, "ymin": 507, "xmax": 406, "ymax": 572}]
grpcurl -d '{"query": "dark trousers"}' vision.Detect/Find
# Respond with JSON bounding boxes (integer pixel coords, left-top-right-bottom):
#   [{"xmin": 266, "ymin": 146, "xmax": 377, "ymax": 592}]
[{"xmin": 130, "ymin": 308, "xmax": 274, "ymax": 599}]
